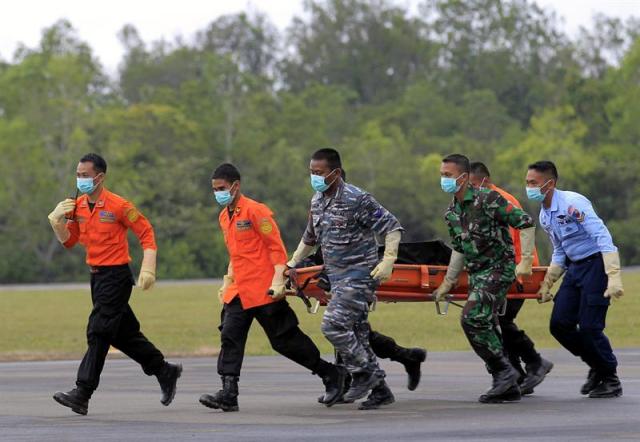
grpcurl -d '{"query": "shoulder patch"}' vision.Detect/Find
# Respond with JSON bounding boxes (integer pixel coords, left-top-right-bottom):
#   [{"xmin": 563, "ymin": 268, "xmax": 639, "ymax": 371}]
[
  {"xmin": 125, "ymin": 207, "xmax": 140, "ymax": 223},
  {"xmin": 259, "ymin": 218, "xmax": 273, "ymax": 234}
]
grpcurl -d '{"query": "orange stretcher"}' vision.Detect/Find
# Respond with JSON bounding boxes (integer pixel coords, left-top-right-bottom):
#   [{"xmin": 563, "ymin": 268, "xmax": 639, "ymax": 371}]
[{"xmin": 286, "ymin": 264, "xmax": 548, "ymax": 315}]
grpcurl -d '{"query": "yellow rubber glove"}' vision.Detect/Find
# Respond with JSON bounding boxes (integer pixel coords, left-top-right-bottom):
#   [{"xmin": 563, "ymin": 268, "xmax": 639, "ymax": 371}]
[
  {"xmin": 218, "ymin": 275, "xmax": 234, "ymax": 303},
  {"xmin": 287, "ymin": 240, "xmax": 317, "ymax": 268},
  {"xmin": 137, "ymin": 249, "xmax": 157, "ymax": 290},
  {"xmin": 268, "ymin": 264, "xmax": 287, "ymax": 301},
  {"xmin": 432, "ymin": 250, "xmax": 464, "ymax": 302},
  {"xmin": 515, "ymin": 227, "xmax": 536, "ymax": 277},
  {"xmin": 370, "ymin": 230, "xmax": 402, "ymax": 282},
  {"xmin": 537, "ymin": 263, "xmax": 565, "ymax": 303},
  {"xmin": 602, "ymin": 251, "xmax": 624, "ymax": 299},
  {"xmin": 47, "ymin": 199, "xmax": 76, "ymax": 243}
]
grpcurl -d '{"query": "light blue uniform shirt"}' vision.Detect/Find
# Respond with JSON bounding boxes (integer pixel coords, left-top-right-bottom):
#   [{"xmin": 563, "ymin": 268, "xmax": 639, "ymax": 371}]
[{"xmin": 539, "ymin": 189, "xmax": 617, "ymax": 267}]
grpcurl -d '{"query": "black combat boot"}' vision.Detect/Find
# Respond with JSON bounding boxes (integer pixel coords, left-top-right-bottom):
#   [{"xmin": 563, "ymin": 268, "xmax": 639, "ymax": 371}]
[
  {"xmin": 157, "ymin": 362, "xmax": 183, "ymax": 406},
  {"xmin": 199, "ymin": 375, "xmax": 239, "ymax": 412},
  {"xmin": 343, "ymin": 371, "xmax": 382, "ymax": 403},
  {"xmin": 358, "ymin": 381, "xmax": 395, "ymax": 410},
  {"xmin": 479, "ymin": 357, "xmax": 522, "ymax": 404},
  {"xmin": 320, "ymin": 365, "xmax": 348, "ymax": 407},
  {"xmin": 53, "ymin": 387, "xmax": 92, "ymax": 415},
  {"xmin": 519, "ymin": 358, "xmax": 553, "ymax": 393},
  {"xmin": 318, "ymin": 372, "xmax": 352, "ymax": 405},
  {"xmin": 588, "ymin": 373, "xmax": 622, "ymax": 398},
  {"xmin": 391, "ymin": 347, "xmax": 427, "ymax": 391},
  {"xmin": 580, "ymin": 368, "xmax": 601, "ymax": 395}
]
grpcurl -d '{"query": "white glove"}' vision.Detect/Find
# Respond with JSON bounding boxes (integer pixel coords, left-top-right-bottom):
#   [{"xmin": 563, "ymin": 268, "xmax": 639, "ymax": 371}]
[
  {"xmin": 268, "ymin": 264, "xmax": 287, "ymax": 301},
  {"xmin": 537, "ymin": 263, "xmax": 565, "ymax": 303},
  {"xmin": 515, "ymin": 227, "xmax": 536, "ymax": 277},
  {"xmin": 287, "ymin": 240, "xmax": 317, "ymax": 268},
  {"xmin": 603, "ymin": 251, "xmax": 624, "ymax": 299},
  {"xmin": 433, "ymin": 250, "xmax": 464, "ymax": 302},
  {"xmin": 370, "ymin": 230, "xmax": 401, "ymax": 282},
  {"xmin": 48, "ymin": 199, "xmax": 76, "ymax": 243},
  {"xmin": 137, "ymin": 249, "xmax": 157, "ymax": 290},
  {"xmin": 218, "ymin": 275, "xmax": 234, "ymax": 303},
  {"xmin": 49, "ymin": 199, "xmax": 76, "ymax": 222}
]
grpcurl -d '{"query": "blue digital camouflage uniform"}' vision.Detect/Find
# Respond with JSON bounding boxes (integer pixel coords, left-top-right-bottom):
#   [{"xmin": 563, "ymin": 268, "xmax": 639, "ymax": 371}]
[
  {"xmin": 445, "ymin": 187, "xmax": 534, "ymax": 363},
  {"xmin": 302, "ymin": 182, "xmax": 403, "ymax": 376}
]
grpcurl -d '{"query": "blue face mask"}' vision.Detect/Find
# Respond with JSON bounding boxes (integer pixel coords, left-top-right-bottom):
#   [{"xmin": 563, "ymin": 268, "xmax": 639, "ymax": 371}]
[
  {"xmin": 77, "ymin": 176, "xmax": 97, "ymax": 194},
  {"xmin": 526, "ymin": 180, "xmax": 551, "ymax": 202},
  {"xmin": 214, "ymin": 183, "xmax": 237, "ymax": 207},
  {"xmin": 310, "ymin": 170, "xmax": 337, "ymax": 193},
  {"xmin": 440, "ymin": 173, "xmax": 465, "ymax": 193}
]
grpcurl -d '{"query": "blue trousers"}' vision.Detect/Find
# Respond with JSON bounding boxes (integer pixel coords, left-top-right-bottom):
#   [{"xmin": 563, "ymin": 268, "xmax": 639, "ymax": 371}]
[{"xmin": 549, "ymin": 254, "xmax": 617, "ymax": 374}]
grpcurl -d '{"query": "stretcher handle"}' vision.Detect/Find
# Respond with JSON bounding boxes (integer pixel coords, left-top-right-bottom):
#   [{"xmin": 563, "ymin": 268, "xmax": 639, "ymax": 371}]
[
  {"xmin": 434, "ymin": 294, "xmax": 465, "ymax": 316},
  {"xmin": 285, "ymin": 268, "xmax": 321, "ymax": 314}
]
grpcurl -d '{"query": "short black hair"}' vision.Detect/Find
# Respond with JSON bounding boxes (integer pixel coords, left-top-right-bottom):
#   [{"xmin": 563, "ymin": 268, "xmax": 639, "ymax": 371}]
[
  {"xmin": 469, "ymin": 161, "xmax": 491, "ymax": 178},
  {"xmin": 80, "ymin": 153, "xmax": 107, "ymax": 174},
  {"xmin": 442, "ymin": 153, "xmax": 470, "ymax": 173},
  {"xmin": 311, "ymin": 148, "xmax": 342, "ymax": 170},
  {"xmin": 528, "ymin": 160, "xmax": 558, "ymax": 181},
  {"xmin": 211, "ymin": 163, "xmax": 241, "ymax": 183}
]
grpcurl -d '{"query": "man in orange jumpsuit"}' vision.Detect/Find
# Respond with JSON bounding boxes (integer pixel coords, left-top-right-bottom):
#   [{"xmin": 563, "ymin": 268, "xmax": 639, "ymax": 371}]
[
  {"xmin": 47, "ymin": 153, "xmax": 182, "ymax": 415},
  {"xmin": 199, "ymin": 163, "xmax": 346, "ymax": 412},
  {"xmin": 469, "ymin": 161, "xmax": 553, "ymax": 394}
]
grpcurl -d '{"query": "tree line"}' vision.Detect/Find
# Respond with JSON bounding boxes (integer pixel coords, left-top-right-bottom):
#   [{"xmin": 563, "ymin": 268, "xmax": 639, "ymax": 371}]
[{"xmin": 1, "ymin": 0, "xmax": 639, "ymax": 283}]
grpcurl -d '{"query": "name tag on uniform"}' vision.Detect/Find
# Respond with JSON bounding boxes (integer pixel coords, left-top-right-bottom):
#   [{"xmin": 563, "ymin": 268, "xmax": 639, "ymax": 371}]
[
  {"xmin": 99, "ymin": 210, "xmax": 116, "ymax": 223},
  {"xmin": 559, "ymin": 222, "xmax": 579, "ymax": 238},
  {"xmin": 236, "ymin": 220, "xmax": 252, "ymax": 231}
]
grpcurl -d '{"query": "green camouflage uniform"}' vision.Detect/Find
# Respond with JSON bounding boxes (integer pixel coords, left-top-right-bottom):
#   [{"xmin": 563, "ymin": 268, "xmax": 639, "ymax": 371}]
[{"xmin": 444, "ymin": 186, "xmax": 534, "ymax": 363}]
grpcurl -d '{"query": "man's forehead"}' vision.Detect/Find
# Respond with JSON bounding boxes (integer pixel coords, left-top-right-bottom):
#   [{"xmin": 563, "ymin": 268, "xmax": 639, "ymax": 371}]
[
  {"xmin": 212, "ymin": 178, "xmax": 233, "ymax": 187},
  {"xmin": 440, "ymin": 161, "xmax": 459, "ymax": 172},
  {"xmin": 310, "ymin": 159, "xmax": 329, "ymax": 168},
  {"xmin": 77, "ymin": 162, "xmax": 95, "ymax": 173},
  {"xmin": 527, "ymin": 169, "xmax": 545, "ymax": 179}
]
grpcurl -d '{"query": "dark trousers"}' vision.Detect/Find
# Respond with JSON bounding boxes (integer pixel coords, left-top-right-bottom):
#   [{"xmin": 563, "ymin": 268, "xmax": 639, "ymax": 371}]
[
  {"xmin": 217, "ymin": 297, "xmax": 325, "ymax": 377},
  {"xmin": 369, "ymin": 331, "xmax": 401, "ymax": 359},
  {"xmin": 550, "ymin": 254, "xmax": 617, "ymax": 374},
  {"xmin": 499, "ymin": 298, "xmax": 541, "ymax": 375},
  {"xmin": 76, "ymin": 265, "xmax": 165, "ymax": 393}
]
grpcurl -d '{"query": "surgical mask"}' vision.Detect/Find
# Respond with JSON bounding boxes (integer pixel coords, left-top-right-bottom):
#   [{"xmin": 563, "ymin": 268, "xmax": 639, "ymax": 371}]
[
  {"xmin": 214, "ymin": 183, "xmax": 237, "ymax": 207},
  {"xmin": 310, "ymin": 169, "xmax": 338, "ymax": 193},
  {"xmin": 526, "ymin": 180, "xmax": 551, "ymax": 202},
  {"xmin": 440, "ymin": 173, "xmax": 466, "ymax": 193},
  {"xmin": 77, "ymin": 176, "xmax": 97, "ymax": 194}
]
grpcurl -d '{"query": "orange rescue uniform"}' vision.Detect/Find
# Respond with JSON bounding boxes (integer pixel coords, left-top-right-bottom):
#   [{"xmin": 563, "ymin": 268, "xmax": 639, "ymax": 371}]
[
  {"xmin": 64, "ymin": 188, "xmax": 157, "ymax": 266},
  {"xmin": 490, "ymin": 184, "xmax": 540, "ymax": 266},
  {"xmin": 219, "ymin": 195, "xmax": 288, "ymax": 309}
]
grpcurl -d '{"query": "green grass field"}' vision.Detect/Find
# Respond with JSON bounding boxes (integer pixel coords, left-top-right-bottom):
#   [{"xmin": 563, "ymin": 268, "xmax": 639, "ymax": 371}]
[{"xmin": 1, "ymin": 272, "xmax": 638, "ymax": 361}]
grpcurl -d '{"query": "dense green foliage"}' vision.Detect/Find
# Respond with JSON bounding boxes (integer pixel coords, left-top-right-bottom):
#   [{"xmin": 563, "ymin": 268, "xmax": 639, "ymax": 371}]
[{"xmin": 1, "ymin": 0, "xmax": 638, "ymax": 282}]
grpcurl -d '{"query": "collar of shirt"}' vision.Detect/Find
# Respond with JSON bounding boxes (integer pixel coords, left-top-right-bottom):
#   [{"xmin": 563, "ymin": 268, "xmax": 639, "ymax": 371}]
[
  {"xmin": 449, "ymin": 186, "xmax": 475, "ymax": 212},
  {"xmin": 541, "ymin": 189, "xmax": 561, "ymax": 220},
  {"xmin": 222, "ymin": 194, "xmax": 246, "ymax": 222},
  {"xmin": 78, "ymin": 188, "xmax": 108, "ymax": 209},
  {"xmin": 319, "ymin": 180, "xmax": 345, "ymax": 208}
]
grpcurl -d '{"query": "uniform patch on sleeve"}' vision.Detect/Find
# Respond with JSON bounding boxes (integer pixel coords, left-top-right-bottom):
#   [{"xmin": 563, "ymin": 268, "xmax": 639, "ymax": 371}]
[
  {"xmin": 568, "ymin": 206, "xmax": 585, "ymax": 223},
  {"xmin": 373, "ymin": 208, "xmax": 384, "ymax": 218},
  {"xmin": 259, "ymin": 218, "xmax": 273, "ymax": 234},
  {"xmin": 125, "ymin": 207, "xmax": 140, "ymax": 223}
]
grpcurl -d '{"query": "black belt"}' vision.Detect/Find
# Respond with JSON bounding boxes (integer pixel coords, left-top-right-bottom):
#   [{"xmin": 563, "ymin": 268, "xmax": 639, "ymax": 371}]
[
  {"xmin": 89, "ymin": 264, "xmax": 129, "ymax": 274},
  {"xmin": 567, "ymin": 252, "xmax": 601, "ymax": 266}
]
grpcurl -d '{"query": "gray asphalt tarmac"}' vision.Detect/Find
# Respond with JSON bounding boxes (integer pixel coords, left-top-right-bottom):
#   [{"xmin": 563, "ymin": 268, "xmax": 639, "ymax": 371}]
[{"xmin": 1, "ymin": 349, "xmax": 639, "ymax": 441}]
